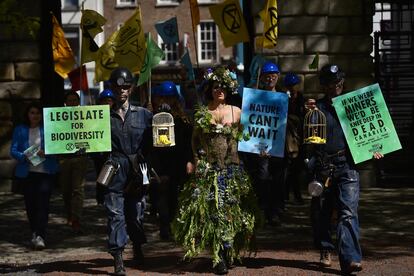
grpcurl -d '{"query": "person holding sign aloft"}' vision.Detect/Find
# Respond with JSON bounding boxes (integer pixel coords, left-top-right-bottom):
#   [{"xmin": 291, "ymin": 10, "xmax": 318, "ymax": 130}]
[
  {"xmin": 242, "ymin": 61, "xmax": 288, "ymax": 226},
  {"xmin": 10, "ymin": 102, "xmax": 59, "ymax": 250},
  {"xmin": 306, "ymin": 64, "xmax": 383, "ymax": 275}
]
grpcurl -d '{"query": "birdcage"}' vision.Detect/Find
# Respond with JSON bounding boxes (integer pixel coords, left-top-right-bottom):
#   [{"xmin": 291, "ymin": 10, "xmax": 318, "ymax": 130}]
[
  {"xmin": 303, "ymin": 109, "xmax": 327, "ymax": 144},
  {"xmin": 152, "ymin": 112, "xmax": 175, "ymax": 147}
]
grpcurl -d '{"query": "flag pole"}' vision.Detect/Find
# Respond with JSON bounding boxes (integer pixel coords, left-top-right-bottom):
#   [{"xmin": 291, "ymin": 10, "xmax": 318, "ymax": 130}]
[
  {"xmin": 189, "ymin": 3, "xmax": 201, "ymax": 105},
  {"xmin": 80, "ymin": 1, "xmax": 92, "ymax": 105},
  {"xmin": 147, "ymin": 30, "xmax": 153, "ymax": 111}
]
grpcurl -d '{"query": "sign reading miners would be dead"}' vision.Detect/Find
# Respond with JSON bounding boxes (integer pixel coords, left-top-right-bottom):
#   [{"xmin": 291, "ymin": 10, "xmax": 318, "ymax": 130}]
[
  {"xmin": 332, "ymin": 83, "xmax": 402, "ymax": 164},
  {"xmin": 43, "ymin": 105, "xmax": 111, "ymax": 154}
]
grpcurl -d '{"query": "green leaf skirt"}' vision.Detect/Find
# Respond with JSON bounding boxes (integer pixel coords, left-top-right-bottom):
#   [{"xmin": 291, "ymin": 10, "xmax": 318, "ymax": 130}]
[{"xmin": 171, "ymin": 161, "xmax": 263, "ymax": 266}]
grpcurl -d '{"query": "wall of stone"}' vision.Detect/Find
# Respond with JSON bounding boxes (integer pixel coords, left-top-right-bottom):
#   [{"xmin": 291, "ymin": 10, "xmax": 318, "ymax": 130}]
[
  {"xmin": 0, "ymin": 1, "xmax": 42, "ymax": 192},
  {"xmin": 252, "ymin": 0, "xmax": 374, "ymax": 97},
  {"xmin": 252, "ymin": 0, "xmax": 376, "ymax": 186}
]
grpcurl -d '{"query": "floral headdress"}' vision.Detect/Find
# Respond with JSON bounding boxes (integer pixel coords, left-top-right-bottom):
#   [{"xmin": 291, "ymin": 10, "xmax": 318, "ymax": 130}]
[{"xmin": 204, "ymin": 66, "xmax": 238, "ymax": 94}]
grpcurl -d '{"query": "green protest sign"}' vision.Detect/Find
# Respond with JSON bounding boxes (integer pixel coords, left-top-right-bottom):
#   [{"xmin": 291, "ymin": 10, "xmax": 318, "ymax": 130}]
[
  {"xmin": 43, "ymin": 105, "xmax": 111, "ymax": 154},
  {"xmin": 332, "ymin": 83, "xmax": 402, "ymax": 164}
]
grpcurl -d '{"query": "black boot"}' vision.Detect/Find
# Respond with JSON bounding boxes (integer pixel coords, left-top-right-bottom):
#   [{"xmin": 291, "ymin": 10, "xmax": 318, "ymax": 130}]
[
  {"xmin": 113, "ymin": 252, "xmax": 126, "ymax": 276},
  {"xmin": 133, "ymin": 243, "xmax": 144, "ymax": 265},
  {"xmin": 214, "ymin": 251, "xmax": 228, "ymax": 275}
]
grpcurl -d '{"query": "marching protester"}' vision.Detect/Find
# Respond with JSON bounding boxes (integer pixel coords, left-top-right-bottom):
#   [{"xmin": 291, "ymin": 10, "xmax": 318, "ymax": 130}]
[
  {"xmin": 150, "ymin": 81, "xmax": 194, "ymax": 240},
  {"xmin": 307, "ymin": 64, "xmax": 384, "ymax": 274},
  {"xmin": 103, "ymin": 67, "xmax": 152, "ymax": 276},
  {"xmin": 10, "ymin": 102, "xmax": 59, "ymax": 250},
  {"xmin": 242, "ymin": 61, "xmax": 287, "ymax": 226},
  {"xmin": 58, "ymin": 91, "xmax": 88, "ymax": 234},
  {"xmin": 172, "ymin": 66, "xmax": 261, "ymax": 275},
  {"xmin": 284, "ymin": 73, "xmax": 306, "ymax": 205},
  {"xmin": 93, "ymin": 89, "xmax": 116, "ymax": 205}
]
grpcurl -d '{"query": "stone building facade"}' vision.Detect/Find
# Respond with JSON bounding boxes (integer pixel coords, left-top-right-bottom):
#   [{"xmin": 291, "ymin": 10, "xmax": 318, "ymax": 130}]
[
  {"xmin": 249, "ymin": 0, "xmax": 374, "ymax": 97},
  {"xmin": 0, "ymin": 0, "xmax": 61, "ymax": 192}
]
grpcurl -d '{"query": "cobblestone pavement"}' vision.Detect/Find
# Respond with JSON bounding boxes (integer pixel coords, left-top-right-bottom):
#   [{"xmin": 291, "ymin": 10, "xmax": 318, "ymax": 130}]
[{"xmin": 0, "ymin": 176, "xmax": 413, "ymax": 275}]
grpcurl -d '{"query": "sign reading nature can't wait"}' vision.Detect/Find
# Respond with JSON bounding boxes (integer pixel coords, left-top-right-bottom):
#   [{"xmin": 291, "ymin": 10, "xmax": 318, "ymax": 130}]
[
  {"xmin": 332, "ymin": 83, "xmax": 402, "ymax": 164},
  {"xmin": 44, "ymin": 105, "xmax": 111, "ymax": 154}
]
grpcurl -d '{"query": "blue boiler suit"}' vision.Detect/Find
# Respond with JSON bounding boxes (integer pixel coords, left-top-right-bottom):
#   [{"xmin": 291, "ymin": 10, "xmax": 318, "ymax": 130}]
[
  {"xmin": 312, "ymin": 97, "xmax": 362, "ymax": 270},
  {"xmin": 104, "ymin": 105, "xmax": 152, "ymax": 255}
]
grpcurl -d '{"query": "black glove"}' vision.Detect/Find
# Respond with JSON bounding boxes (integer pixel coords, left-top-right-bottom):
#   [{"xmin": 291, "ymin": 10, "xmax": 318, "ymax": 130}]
[
  {"xmin": 75, "ymin": 147, "xmax": 86, "ymax": 155},
  {"xmin": 158, "ymin": 103, "xmax": 171, "ymax": 113}
]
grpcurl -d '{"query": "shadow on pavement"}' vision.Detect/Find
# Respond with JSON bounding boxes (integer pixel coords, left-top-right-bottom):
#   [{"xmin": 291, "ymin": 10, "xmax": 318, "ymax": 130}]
[{"xmin": 0, "ymin": 258, "xmax": 111, "ymax": 275}]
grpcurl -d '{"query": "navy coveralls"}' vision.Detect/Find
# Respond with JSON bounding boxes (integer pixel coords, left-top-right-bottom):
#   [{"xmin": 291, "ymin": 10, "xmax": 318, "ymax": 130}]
[
  {"xmin": 312, "ymin": 97, "xmax": 362, "ymax": 269},
  {"xmin": 104, "ymin": 105, "xmax": 152, "ymax": 254}
]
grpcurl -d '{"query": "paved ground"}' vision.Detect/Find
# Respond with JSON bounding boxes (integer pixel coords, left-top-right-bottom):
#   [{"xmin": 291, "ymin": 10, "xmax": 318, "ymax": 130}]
[{"xmin": 0, "ymin": 171, "xmax": 413, "ymax": 275}]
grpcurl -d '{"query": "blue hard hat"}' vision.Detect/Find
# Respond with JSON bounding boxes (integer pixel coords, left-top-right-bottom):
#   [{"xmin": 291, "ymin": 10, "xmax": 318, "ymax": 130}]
[
  {"xmin": 99, "ymin": 89, "xmax": 115, "ymax": 100},
  {"xmin": 261, "ymin": 61, "xmax": 280, "ymax": 74},
  {"xmin": 284, "ymin": 73, "xmax": 301, "ymax": 87},
  {"xmin": 153, "ymin": 81, "xmax": 178, "ymax": 97}
]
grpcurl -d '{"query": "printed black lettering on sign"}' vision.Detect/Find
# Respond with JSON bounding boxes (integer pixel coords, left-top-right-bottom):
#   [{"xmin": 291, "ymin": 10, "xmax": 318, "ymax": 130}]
[{"xmin": 341, "ymin": 90, "xmax": 386, "ymax": 142}]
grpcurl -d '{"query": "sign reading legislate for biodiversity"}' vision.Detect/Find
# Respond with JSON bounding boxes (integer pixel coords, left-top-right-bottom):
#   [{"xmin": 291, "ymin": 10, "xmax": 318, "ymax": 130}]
[
  {"xmin": 238, "ymin": 88, "xmax": 288, "ymax": 157},
  {"xmin": 43, "ymin": 105, "xmax": 111, "ymax": 154},
  {"xmin": 332, "ymin": 83, "xmax": 402, "ymax": 164}
]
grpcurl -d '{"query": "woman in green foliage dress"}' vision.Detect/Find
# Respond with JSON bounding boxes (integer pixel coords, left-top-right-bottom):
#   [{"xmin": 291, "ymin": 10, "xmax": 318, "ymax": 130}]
[{"xmin": 172, "ymin": 67, "xmax": 262, "ymax": 274}]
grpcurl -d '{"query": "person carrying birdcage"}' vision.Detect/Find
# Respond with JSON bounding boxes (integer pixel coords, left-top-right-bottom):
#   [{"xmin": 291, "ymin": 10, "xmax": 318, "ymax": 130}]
[
  {"xmin": 305, "ymin": 64, "xmax": 384, "ymax": 275},
  {"xmin": 102, "ymin": 67, "xmax": 153, "ymax": 276},
  {"xmin": 149, "ymin": 81, "xmax": 194, "ymax": 241}
]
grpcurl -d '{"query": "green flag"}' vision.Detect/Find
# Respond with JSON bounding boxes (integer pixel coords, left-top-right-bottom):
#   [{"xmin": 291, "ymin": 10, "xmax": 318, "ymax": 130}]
[
  {"xmin": 308, "ymin": 53, "xmax": 319, "ymax": 70},
  {"xmin": 137, "ymin": 34, "xmax": 165, "ymax": 86}
]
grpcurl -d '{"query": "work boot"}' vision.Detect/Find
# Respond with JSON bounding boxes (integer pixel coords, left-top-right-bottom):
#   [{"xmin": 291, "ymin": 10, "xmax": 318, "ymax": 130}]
[
  {"xmin": 214, "ymin": 251, "xmax": 228, "ymax": 275},
  {"xmin": 343, "ymin": 261, "xmax": 363, "ymax": 274},
  {"xmin": 320, "ymin": 250, "xmax": 332, "ymax": 267},
  {"xmin": 32, "ymin": 234, "xmax": 46, "ymax": 250},
  {"xmin": 113, "ymin": 252, "xmax": 126, "ymax": 276},
  {"xmin": 133, "ymin": 244, "xmax": 144, "ymax": 265},
  {"xmin": 214, "ymin": 259, "xmax": 228, "ymax": 275}
]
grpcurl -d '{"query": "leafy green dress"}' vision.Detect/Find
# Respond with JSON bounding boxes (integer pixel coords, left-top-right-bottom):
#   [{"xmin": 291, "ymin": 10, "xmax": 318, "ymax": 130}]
[{"xmin": 172, "ymin": 106, "xmax": 261, "ymax": 266}]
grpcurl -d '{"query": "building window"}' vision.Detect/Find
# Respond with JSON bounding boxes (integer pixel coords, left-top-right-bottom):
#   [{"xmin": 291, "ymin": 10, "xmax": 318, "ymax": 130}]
[
  {"xmin": 198, "ymin": 21, "xmax": 218, "ymax": 63},
  {"xmin": 156, "ymin": 0, "xmax": 179, "ymax": 6},
  {"xmin": 158, "ymin": 35, "xmax": 179, "ymax": 64},
  {"xmin": 116, "ymin": 0, "xmax": 137, "ymax": 7},
  {"xmin": 62, "ymin": 0, "xmax": 79, "ymax": 11},
  {"xmin": 197, "ymin": 0, "xmax": 219, "ymax": 4}
]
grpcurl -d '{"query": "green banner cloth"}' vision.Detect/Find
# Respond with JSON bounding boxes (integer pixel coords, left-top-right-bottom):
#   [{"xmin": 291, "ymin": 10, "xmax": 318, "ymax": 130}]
[
  {"xmin": 43, "ymin": 105, "xmax": 111, "ymax": 154},
  {"xmin": 332, "ymin": 83, "xmax": 402, "ymax": 164}
]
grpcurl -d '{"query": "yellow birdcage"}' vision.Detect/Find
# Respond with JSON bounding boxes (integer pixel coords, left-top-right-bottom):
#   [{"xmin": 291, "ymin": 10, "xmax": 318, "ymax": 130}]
[
  {"xmin": 152, "ymin": 112, "xmax": 175, "ymax": 147},
  {"xmin": 303, "ymin": 109, "xmax": 327, "ymax": 144}
]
